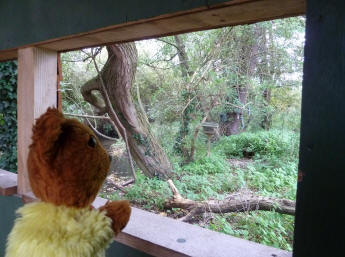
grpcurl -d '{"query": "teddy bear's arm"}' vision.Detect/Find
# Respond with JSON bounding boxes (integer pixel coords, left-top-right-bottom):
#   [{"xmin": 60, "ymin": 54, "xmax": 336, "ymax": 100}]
[{"xmin": 99, "ymin": 200, "xmax": 131, "ymax": 235}]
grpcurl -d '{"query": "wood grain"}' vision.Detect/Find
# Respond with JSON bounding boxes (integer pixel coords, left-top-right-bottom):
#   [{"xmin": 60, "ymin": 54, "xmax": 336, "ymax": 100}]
[
  {"xmin": 17, "ymin": 47, "xmax": 57, "ymax": 194},
  {"xmin": 0, "ymin": 0, "xmax": 305, "ymax": 61},
  {"xmin": 20, "ymin": 194, "xmax": 292, "ymax": 256},
  {"xmin": 294, "ymin": 1, "xmax": 345, "ymax": 256},
  {"xmin": 57, "ymin": 53, "xmax": 62, "ymax": 111},
  {"xmin": 0, "ymin": 169, "xmax": 17, "ymax": 196}
]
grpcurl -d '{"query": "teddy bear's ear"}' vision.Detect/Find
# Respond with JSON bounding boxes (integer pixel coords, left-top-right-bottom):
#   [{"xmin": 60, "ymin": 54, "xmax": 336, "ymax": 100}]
[{"xmin": 30, "ymin": 108, "xmax": 65, "ymax": 163}]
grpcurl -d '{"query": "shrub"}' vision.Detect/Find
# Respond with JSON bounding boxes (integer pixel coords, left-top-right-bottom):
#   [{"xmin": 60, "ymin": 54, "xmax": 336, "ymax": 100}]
[
  {"xmin": 0, "ymin": 61, "xmax": 17, "ymax": 172},
  {"xmin": 214, "ymin": 130, "xmax": 299, "ymax": 159}
]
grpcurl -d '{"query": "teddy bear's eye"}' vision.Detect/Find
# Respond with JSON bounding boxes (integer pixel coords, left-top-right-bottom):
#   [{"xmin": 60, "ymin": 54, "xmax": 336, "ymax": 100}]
[{"xmin": 88, "ymin": 135, "xmax": 97, "ymax": 148}]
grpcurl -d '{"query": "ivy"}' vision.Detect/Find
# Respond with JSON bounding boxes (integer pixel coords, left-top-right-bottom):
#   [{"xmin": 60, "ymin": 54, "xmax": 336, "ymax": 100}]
[
  {"xmin": 173, "ymin": 91, "xmax": 196, "ymax": 155},
  {"xmin": 0, "ymin": 61, "xmax": 17, "ymax": 172}
]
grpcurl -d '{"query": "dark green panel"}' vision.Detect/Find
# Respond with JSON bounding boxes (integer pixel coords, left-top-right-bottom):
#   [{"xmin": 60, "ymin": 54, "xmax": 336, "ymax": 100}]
[
  {"xmin": 0, "ymin": 196, "xmax": 151, "ymax": 257},
  {"xmin": 293, "ymin": 0, "xmax": 345, "ymax": 256},
  {"xmin": 0, "ymin": 196, "xmax": 23, "ymax": 257},
  {"xmin": 107, "ymin": 242, "xmax": 153, "ymax": 257},
  {"xmin": 0, "ymin": 0, "xmax": 232, "ymax": 51}
]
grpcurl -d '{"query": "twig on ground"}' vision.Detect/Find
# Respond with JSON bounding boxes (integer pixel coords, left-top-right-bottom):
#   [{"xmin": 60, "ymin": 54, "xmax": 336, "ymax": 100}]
[
  {"xmin": 106, "ymin": 178, "xmax": 128, "ymax": 194},
  {"xmin": 122, "ymin": 179, "xmax": 135, "ymax": 187}
]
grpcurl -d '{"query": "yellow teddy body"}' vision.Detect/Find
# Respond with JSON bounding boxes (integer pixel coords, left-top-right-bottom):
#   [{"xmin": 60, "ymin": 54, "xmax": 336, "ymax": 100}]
[{"xmin": 5, "ymin": 202, "xmax": 114, "ymax": 257}]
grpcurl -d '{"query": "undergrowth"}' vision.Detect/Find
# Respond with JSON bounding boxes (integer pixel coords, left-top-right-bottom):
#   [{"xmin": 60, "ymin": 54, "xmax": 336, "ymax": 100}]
[
  {"xmin": 106, "ymin": 129, "xmax": 299, "ymax": 251},
  {"xmin": 214, "ymin": 130, "xmax": 299, "ymax": 160}
]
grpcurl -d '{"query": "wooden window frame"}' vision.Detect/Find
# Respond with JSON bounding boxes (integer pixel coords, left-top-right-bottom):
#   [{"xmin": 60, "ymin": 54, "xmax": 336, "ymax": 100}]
[{"xmin": 0, "ymin": 1, "xmax": 306, "ymax": 256}]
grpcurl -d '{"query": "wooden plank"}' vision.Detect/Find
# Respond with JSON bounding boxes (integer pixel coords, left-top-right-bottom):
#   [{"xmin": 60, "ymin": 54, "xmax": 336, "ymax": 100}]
[
  {"xmin": 57, "ymin": 53, "xmax": 62, "ymax": 111},
  {"xmin": 93, "ymin": 197, "xmax": 291, "ymax": 257},
  {"xmin": 21, "ymin": 191, "xmax": 38, "ymax": 204},
  {"xmin": 293, "ymin": 1, "xmax": 345, "ymax": 257},
  {"xmin": 17, "ymin": 47, "xmax": 57, "ymax": 194},
  {"xmin": 0, "ymin": 169, "xmax": 17, "ymax": 196},
  {"xmin": 0, "ymin": 50, "xmax": 17, "ymax": 61},
  {"xmin": 0, "ymin": 0, "xmax": 305, "ymax": 61}
]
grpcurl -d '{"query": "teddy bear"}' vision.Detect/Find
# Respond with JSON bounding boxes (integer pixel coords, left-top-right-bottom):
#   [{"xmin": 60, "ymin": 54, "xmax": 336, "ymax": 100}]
[{"xmin": 5, "ymin": 108, "xmax": 131, "ymax": 257}]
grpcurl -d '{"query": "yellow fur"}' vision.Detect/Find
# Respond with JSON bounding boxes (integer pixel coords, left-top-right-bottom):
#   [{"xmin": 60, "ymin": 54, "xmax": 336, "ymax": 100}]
[{"xmin": 6, "ymin": 202, "xmax": 114, "ymax": 257}]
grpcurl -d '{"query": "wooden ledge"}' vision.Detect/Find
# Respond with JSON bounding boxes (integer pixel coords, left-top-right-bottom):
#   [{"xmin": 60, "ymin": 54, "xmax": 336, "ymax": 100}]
[
  {"xmin": 0, "ymin": 169, "xmax": 17, "ymax": 196},
  {"xmin": 93, "ymin": 197, "xmax": 292, "ymax": 257},
  {"xmin": 21, "ymin": 193, "xmax": 292, "ymax": 256}
]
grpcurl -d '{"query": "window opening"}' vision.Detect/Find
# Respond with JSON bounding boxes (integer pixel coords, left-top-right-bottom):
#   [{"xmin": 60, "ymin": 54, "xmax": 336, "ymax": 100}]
[{"xmin": 60, "ymin": 16, "xmax": 305, "ymax": 251}]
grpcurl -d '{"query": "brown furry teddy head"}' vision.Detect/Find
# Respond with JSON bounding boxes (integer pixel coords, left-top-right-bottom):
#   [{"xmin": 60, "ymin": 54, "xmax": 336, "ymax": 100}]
[{"xmin": 28, "ymin": 108, "xmax": 110, "ymax": 208}]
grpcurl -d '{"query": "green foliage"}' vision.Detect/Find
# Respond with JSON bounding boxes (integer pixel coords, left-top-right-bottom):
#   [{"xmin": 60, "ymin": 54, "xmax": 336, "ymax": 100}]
[
  {"xmin": 209, "ymin": 212, "xmax": 294, "ymax": 251},
  {"xmin": 125, "ymin": 172, "xmax": 171, "ymax": 210},
  {"xmin": 244, "ymin": 160, "xmax": 297, "ymax": 200},
  {"xmin": 0, "ymin": 61, "xmax": 17, "ymax": 172},
  {"xmin": 173, "ymin": 171, "xmax": 242, "ymax": 201},
  {"xmin": 106, "ymin": 128, "xmax": 298, "ymax": 250},
  {"xmin": 215, "ymin": 130, "xmax": 299, "ymax": 159},
  {"xmin": 173, "ymin": 91, "xmax": 197, "ymax": 155},
  {"xmin": 183, "ymin": 153, "xmax": 229, "ymax": 175}
]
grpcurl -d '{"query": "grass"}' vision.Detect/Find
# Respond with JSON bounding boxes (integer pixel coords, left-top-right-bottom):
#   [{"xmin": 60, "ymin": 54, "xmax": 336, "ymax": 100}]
[{"xmin": 106, "ymin": 129, "xmax": 299, "ymax": 251}]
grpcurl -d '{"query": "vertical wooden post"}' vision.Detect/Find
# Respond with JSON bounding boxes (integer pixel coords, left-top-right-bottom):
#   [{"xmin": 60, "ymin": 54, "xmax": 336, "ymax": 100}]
[
  {"xmin": 17, "ymin": 47, "xmax": 57, "ymax": 195},
  {"xmin": 294, "ymin": 1, "xmax": 345, "ymax": 256},
  {"xmin": 57, "ymin": 53, "xmax": 63, "ymax": 111}
]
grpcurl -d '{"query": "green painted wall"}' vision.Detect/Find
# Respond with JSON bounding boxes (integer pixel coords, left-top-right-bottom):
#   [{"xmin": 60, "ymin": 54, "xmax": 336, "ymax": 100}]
[
  {"xmin": 0, "ymin": 0, "xmax": 230, "ymax": 51},
  {"xmin": 0, "ymin": 196, "xmax": 22, "ymax": 257},
  {"xmin": 0, "ymin": 196, "xmax": 152, "ymax": 257}
]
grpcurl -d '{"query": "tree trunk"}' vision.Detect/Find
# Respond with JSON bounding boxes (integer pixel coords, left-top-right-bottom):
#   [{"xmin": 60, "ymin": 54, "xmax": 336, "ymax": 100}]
[
  {"xmin": 81, "ymin": 43, "xmax": 172, "ymax": 179},
  {"xmin": 220, "ymin": 112, "xmax": 242, "ymax": 136},
  {"xmin": 260, "ymin": 26, "xmax": 275, "ymax": 130},
  {"xmin": 220, "ymin": 25, "xmax": 261, "ymax": 136},
  {"xmin": 174, "ymin": 35, "xmax": 192, "ymax": 78},
  {"xmin": 261, "ymin": 88, "xmax": 272, "ymax": 130},
  {"xmin": 173, "ymin": 35, "xmax": 195, "ymax": 159}
]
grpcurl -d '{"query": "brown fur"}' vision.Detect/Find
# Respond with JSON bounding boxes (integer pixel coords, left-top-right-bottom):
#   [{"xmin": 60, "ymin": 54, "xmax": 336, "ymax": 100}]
[
  {"xmin": 99, "ymin": 200, "xmax": 131, "ymax": 235},
  {"xmin": 28, "ymin": 108, "xmax": 131, "ymax": 231}
]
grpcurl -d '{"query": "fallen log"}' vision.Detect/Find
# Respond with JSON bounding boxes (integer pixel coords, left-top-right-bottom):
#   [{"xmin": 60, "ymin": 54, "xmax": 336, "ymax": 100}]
[{"xmin": 165, "ymin": 180, "xmax": 295, "ymax": 222}]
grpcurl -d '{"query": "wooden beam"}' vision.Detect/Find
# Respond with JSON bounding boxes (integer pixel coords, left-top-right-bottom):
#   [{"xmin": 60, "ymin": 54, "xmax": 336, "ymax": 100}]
[
  {"xmin": 20, "ymin": 195, "xmax": 292, "ymax": 256},
  {"xmin": 89, "ymin": 197, "xmax": 293, "ymax": 257},
  {"xmin": 0, "ymin": 169, "xmax": 17, "ymax": 196},
  {"xmin": 17, "ymin": 47, "xmax": 57, "ymax": 195},
  {"xmin": 0, "ymin": 0, "xmax": 305, "ymax": 62},
  {"xmin": 57, "ymin": 53, "xmax": 63, "ymax": 111}
]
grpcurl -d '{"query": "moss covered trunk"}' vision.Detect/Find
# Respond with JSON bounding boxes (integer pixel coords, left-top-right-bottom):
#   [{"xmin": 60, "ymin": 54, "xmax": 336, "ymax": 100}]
[{"xmin": 82, "ymin": 43, "xmax": 172, "ymax": 179}]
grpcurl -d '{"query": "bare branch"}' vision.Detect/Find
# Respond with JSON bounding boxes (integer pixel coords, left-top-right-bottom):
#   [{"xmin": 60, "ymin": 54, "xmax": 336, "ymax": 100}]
[
  {"xmin": 84, "ymin": 118, "xmax": 117, "ymax": 141},
  {"xmin": 106, "ymin": 178, "xmax": 128, "ymax": 194},
  {"xmin": 64, "ymin": 113, "xmax": 111, "ymax": 120},
  {"xmin": 156, "ymin": 38, "xmax": 179, "ymax": 50}
]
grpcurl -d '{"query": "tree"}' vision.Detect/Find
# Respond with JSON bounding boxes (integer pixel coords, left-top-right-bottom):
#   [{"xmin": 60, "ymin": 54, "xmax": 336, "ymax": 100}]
[
  {"xmin": 81, "ymin": 44, "xmax": 172, "ymax": 179},
  {"xmin": 219, "ymin": 24, "xmax": 261, "ymax": 136}
]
